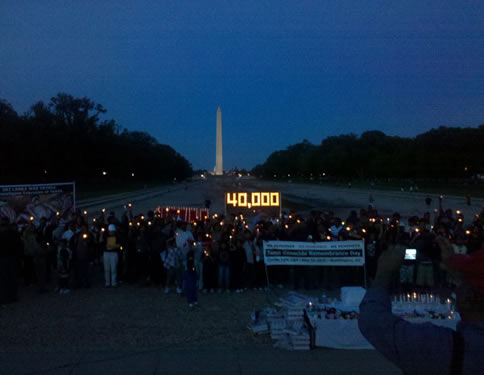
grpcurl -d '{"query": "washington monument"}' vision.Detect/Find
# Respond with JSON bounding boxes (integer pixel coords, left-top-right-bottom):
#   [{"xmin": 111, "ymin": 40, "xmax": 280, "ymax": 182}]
[{"xmin": 215, "ymin": 106, "xmax": 223, "ymax": 175}]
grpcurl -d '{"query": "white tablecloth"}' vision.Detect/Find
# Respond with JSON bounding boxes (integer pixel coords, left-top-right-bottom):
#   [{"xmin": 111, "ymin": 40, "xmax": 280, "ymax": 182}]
[{"xmin": 308, "ymin": 316, "xmax": 459, "ymax": 350}]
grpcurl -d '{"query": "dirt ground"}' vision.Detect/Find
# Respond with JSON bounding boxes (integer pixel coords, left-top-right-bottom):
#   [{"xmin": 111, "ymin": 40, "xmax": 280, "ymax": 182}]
[
  {"xmin": 0, "ymin": 270, "xmax": 403, "ymax": 375},
  {"xmin": 0, "ymin": 266, "xmax": 275, "ymax": 353}
]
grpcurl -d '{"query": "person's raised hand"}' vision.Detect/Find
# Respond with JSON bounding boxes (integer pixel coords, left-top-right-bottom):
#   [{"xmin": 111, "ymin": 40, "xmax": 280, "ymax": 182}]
[
  {"xmin": 435, "ymin": 235, "xmax": 453, "ymax": 266},
  {"xmin": 373, "ymin": 244, "xmax": 405, "ymax": 289}
]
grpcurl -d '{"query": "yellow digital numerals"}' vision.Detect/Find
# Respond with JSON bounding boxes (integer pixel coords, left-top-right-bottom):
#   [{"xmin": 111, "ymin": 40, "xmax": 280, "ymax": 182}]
[{"xmin": 226, "ymin": 192, "xmax": 280, "ymax": 207}]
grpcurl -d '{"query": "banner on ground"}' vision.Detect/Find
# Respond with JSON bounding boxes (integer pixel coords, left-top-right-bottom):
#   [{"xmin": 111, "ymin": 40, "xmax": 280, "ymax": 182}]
[
  {"xmin": 0, "ymin": 182, "xmax": 76, "ymax": 224},
  {"xmin": 263, "ymin": 240, "xmax": 365, "ymax": 266},
  {"xmin": 156, "ymin": 206, "xmax": 210, "ymax": 222}
]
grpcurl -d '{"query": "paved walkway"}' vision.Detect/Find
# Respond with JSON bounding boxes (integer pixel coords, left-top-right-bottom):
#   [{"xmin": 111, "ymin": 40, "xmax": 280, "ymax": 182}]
[{"xmin": 0, "ymin": 346, "xmax": 401, "ymax": 375}]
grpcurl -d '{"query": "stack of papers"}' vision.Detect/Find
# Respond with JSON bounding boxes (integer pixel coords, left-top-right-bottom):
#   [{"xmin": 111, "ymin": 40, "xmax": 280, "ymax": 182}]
[{"xmin": 250, "ymin": 292, "xmax": 313, "ymax": 351}]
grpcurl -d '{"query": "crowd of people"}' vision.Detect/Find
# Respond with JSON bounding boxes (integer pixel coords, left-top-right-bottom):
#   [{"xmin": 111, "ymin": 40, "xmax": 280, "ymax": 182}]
[{"xmin": 1, "ymin": 202, "xmax": 483, "ymax": 308}]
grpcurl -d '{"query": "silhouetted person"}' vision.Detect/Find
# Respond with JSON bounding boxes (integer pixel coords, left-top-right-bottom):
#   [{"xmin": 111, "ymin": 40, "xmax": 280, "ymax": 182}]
[{"xmin": 0, "ymin": 218, "xmax": 22, "ymax": 304}]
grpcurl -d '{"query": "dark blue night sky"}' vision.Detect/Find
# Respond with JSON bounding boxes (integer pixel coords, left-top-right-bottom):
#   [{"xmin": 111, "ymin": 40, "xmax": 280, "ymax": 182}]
[{"xmin": 1, "ymin": 1, "xmax": 483, "ymax": 170}]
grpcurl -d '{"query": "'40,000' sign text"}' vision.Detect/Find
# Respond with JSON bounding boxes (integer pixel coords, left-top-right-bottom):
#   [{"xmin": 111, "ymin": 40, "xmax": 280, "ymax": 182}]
[{"xmin": 226, "ymin": 192, "xmax": 280, "ymax": 208}]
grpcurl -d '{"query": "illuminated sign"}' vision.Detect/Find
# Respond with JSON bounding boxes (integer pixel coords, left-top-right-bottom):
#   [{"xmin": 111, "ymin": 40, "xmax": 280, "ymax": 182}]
[{"xmin": 225, "ymin": 192, "xmax": 280, "ymax": 208}]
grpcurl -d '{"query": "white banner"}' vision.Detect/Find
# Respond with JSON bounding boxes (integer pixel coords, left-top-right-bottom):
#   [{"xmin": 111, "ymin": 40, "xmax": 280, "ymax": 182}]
[{"xmin": 263, "ymin": 240, "xmax": 365, "ymax": 266}]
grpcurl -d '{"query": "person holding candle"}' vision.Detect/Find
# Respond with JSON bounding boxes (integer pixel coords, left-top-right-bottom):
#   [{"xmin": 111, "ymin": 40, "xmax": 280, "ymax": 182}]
[
  {"xmin": 70, "ymin": 224, "xmax": 93, "ymax": 288},
  {"xmin": 183, "ymin": 245, "xmax": 198, "ymax": 308},
  {"xmin": 358, "ymin": 239, "xmax": 484, "ymax": 374},
  {"xmin": 103, "ymin": 224, "xmax": 120, "ymax": 287},
  {"xmin": 0, "ymin": 217, "xmax": 22, "ymax": 303}
]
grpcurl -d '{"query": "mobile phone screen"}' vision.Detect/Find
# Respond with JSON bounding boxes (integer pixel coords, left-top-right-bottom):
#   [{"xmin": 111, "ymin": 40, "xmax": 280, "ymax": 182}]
[{"xmin": 404, "ymin": 249, "xmax": 417, "ymax": 260}]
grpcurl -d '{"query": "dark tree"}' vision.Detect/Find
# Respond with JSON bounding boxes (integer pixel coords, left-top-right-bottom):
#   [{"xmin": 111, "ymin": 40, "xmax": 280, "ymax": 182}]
[{"xmin": 0, "ymin": 94, "xmax": 192, "ymax": 185}]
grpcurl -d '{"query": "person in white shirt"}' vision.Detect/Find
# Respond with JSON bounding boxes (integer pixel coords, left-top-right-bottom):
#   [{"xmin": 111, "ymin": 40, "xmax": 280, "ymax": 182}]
[
  {"xmin": 330, "ymin": 218, "xmax": 343, "ymax": 240},
  {"xmin": 174, "ymin": 222, "xmax": 194, "ymax": 293},
  {"xmin": 175, "ymin": 222, "xmax": 194, "ymax": 257},
  {"xmin": 242, "ymin": 230, "xmax": 255, "ymax": 289}
]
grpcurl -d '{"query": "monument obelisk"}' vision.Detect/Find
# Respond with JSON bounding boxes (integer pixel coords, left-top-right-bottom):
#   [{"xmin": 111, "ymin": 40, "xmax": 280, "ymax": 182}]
[{"xmin": 215, "ymin": 107, "xmax": 223, "ymax": 175}]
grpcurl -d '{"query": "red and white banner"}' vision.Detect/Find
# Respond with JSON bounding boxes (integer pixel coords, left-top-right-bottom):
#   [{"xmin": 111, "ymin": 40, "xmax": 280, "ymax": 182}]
[{"xmin": 156, "ymin": 206, "xmax": 210, "ymax": 222}]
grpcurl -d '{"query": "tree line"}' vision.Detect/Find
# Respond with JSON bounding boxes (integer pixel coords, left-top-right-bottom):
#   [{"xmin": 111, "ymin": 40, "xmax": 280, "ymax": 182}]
[
  {"xmin": 0, "ymin": 94, "xmax": 192, "ymax": 186},
  {"xmin": 252, "ymin": 127, "xmax": 484, "ymax": 180}
]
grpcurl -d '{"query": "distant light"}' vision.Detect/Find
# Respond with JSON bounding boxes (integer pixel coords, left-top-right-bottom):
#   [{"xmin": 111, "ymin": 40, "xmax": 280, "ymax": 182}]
[
  {"xmin": 131, "ymin": 172, "xmax": 135, "ymax": 177},
  {"xmin": 43, "ymin": 169, "xmax": 48, "ymax": 174},
  {"xmin": 102, "ymin": 171, "xmax": 107, "ymax": 176}
]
